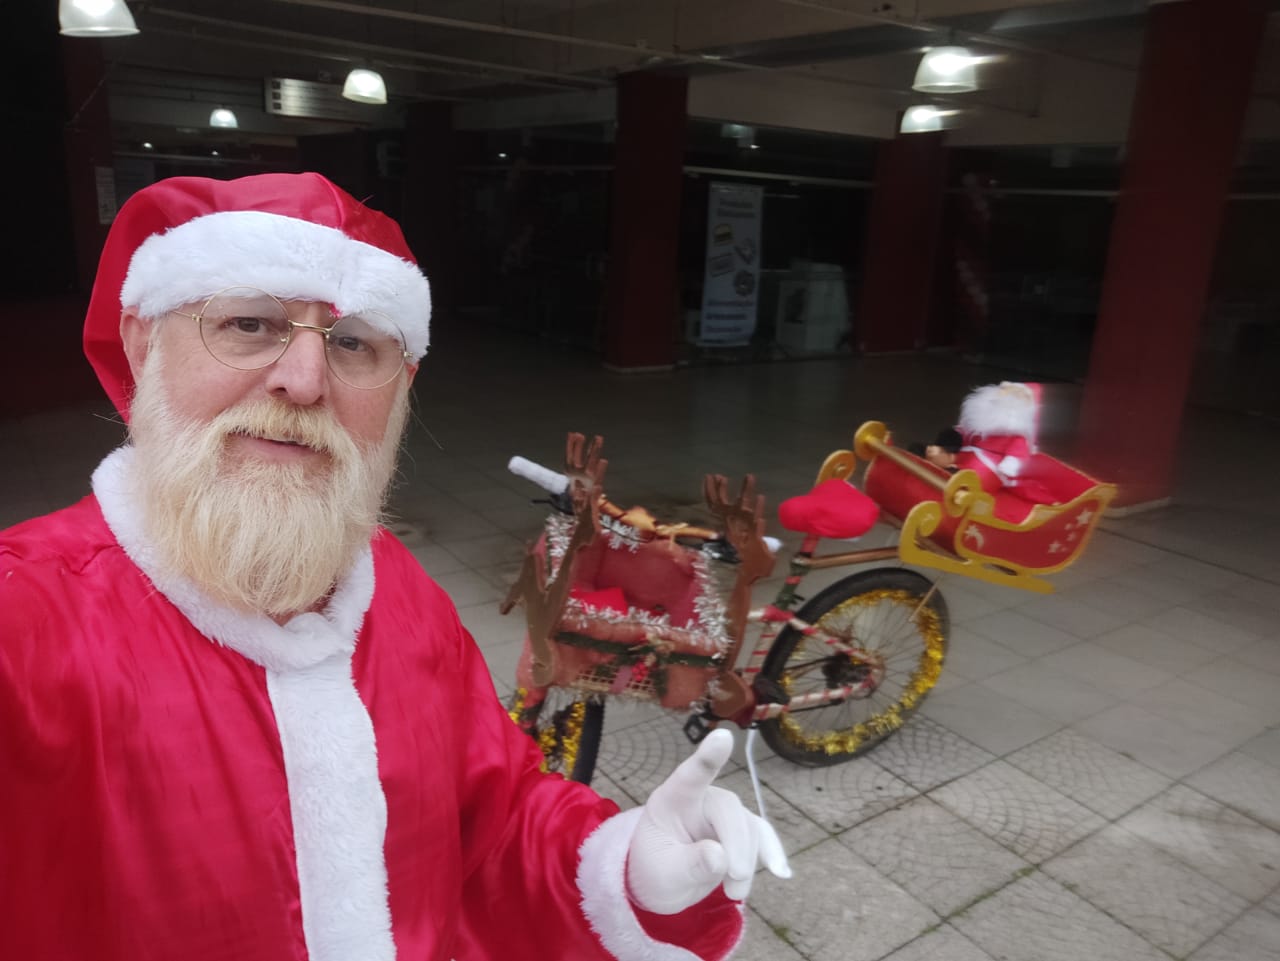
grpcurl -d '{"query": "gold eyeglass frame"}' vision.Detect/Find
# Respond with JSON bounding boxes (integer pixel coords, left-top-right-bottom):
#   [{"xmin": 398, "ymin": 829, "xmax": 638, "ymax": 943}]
[{"xmin": 174, "ymin": 285, "xmax": 412, "ymax": 390}]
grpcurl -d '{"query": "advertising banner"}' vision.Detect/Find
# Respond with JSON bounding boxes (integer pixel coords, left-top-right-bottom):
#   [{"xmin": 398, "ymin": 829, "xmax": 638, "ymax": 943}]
[{"xmin": 698, "ymin": 182, "xmax": 763, "ymax": 346}]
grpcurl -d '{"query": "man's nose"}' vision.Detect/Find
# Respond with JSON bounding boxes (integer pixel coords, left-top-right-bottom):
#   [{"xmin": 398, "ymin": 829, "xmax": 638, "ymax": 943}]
[{"xmin": 263, "ymin": 304, "xmax": 333, "ymax": 405}]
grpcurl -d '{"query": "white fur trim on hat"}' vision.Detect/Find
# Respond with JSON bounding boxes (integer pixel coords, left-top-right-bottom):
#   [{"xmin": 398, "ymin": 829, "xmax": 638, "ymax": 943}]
[
  {"xmin": 120, "ymin": 210, "xmax": 431, "ymax": 360},
  {"xmin": 958, "ymin": 382, "xmax": 1037, "ymax": 442}
]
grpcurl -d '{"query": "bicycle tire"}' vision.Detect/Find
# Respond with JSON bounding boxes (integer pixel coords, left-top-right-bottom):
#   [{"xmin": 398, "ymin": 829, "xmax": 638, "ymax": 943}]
[
  {"xmin": 508, "ymin": 686, "xmax": 605, "ymax": 784},
  {"xmin": 757, "ymin": 567, "xmax": 949, "ymax": 765}
]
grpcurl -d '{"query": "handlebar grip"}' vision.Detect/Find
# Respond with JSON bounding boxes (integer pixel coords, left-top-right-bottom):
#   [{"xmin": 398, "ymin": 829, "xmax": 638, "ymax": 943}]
[
  {"xmin": 508, "ymin": 456, "xmax": 569, "ymax": 495},
  {"xmin": 763, "ymin": 536, "xmax": 783, "ymax": 554}
]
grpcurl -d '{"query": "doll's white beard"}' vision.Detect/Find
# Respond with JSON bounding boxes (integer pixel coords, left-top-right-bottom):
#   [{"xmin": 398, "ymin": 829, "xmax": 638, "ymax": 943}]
[
  {"xmin": 958, "ymin": 382, "xmax": 1037, "ymax": 442},
  {"xmin": 128, "ymin": 345, "xmax": 408, "ymax": 619}
]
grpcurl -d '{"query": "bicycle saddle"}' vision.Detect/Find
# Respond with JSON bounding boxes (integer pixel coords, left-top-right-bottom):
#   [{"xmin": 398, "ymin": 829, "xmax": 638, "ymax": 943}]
[{"xmin": 777, "ymin": 478, "xmax": 880, "ymax": 540}]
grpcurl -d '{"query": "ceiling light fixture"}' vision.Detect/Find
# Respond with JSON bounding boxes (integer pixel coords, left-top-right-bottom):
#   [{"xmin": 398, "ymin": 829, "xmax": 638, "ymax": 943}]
[
  {"xmin": 342, "ymin": 68, "xmax": 388, "ymax": 105},
  {"xmin": 209, "ymin": 107, "xmax": 238, "ymax": 129},
  {"xmin": 912, "ymin": 45, "xmax": 979, "ymax": 94},
  {"xmin": 59, "ymin": 0, "xmax": 139, "ymax": 37},
  {"xmin": 899, "ymin": 105, "xmax": 957, "ymax": 134}
]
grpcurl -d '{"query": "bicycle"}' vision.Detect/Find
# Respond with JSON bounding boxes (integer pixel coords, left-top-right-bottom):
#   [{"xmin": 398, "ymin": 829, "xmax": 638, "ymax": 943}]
[{"xmin": 502, "ymin": 427, "xmax": 1115, "ymax": 783}]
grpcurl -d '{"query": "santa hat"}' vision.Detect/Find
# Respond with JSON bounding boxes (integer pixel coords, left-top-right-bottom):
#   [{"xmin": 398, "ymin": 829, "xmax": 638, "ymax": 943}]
[
  {"xmin": 84, "ymin": 173, "xmax": 432, "ymax": 418},
  {"xmin": 957, "ymin": 382, "xmax": 1042, "ymax": 445}
]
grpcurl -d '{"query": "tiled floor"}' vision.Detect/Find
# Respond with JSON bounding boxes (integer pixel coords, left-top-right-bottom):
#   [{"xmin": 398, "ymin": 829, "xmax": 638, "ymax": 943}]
[{"xmin": 4, "ymin": 326, "xmax": 1279, "ymax": 960}]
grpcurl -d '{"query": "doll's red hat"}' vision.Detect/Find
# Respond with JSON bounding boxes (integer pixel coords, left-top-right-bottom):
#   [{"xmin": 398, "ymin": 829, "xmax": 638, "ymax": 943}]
[{"xmin": 84, "ymin": 172, "xmax": 432, "ymax": 417}]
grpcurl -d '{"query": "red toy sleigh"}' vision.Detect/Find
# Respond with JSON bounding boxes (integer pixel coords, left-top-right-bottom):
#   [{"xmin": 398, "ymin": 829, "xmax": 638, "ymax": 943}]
[{"xmin": 855, "ymin": 421, "xmax": 1116, "ymax": 593}]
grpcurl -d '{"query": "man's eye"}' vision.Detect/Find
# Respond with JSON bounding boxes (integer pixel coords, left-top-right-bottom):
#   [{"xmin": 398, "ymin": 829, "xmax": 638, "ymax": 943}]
[
  {"xmin": 332, "ymin": 334, "xmax": 368, "ymax": 353},
  {"xmin": 229, "ymin": 316, "xmax": 266, "ymax": 334}
]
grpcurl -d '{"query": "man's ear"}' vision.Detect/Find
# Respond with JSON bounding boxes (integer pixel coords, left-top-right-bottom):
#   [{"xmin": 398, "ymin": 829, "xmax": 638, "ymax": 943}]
[
  {"xmin": 120, "ymin": 308, "xmax": 153, "ymax": 378},
  {"xmin": 405, "ymin": 362, "xmax": 419, "ymax": 388}
]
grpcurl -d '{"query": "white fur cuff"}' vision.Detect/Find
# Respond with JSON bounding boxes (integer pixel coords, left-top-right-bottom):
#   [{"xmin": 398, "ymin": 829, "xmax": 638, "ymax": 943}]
[{"xmin": 578, "ymin": 809, "xmax": 705, "ymax": 961}]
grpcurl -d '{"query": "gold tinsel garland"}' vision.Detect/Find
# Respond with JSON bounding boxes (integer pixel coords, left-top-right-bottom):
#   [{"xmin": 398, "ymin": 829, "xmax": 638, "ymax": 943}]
[
  {"xmin": 510, "ymin": 686, "xmax": 588, "ymax": 775},
  {"xmin": 775, "ymin": 588, "xmax": 947, "ymax": 757}
]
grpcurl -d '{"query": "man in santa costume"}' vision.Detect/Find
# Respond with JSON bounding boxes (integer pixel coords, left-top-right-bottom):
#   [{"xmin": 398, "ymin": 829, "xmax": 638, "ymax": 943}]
[
  {"xmin": 953, "ymin": 381, "xmax": 1060, "ymax": 517},
  {"xmin": 0, "ymin": 173, "xmax": 788, "ymax": 961}
]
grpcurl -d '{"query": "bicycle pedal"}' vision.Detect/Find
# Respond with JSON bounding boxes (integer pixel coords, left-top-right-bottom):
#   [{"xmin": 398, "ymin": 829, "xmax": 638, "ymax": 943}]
[
  {"xmin": 682, "ymin": 713, "xmax": 713, "ymax": 745},
  {"xmin": 751, "ymin": 675, "xmax": 792, "ymax": 706}
]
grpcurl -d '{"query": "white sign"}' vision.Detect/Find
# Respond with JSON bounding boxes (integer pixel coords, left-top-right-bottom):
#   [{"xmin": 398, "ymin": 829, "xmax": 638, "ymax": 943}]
[{"xmin": 698, "ymin": 182, "xmax": 763, "ymax": 346}]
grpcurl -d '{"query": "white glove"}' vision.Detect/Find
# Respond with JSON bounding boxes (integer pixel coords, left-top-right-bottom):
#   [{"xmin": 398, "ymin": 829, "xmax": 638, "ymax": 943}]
[{"xmin": 626, "ymin": 729, "xmax": 791, "ymax": 915}]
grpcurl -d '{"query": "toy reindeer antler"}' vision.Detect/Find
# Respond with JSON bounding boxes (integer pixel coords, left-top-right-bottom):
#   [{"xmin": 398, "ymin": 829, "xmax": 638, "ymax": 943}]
[
  {"xmin": 703, "ymin": 473, "xmax": 777, "ymax": 717},
  {"xmin": 500, "ymin": 433, "xmax": 606, "ymax": 687}
]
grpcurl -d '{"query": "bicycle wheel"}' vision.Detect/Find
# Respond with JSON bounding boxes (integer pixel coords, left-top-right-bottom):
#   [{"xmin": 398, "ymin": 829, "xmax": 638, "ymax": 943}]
[
  {"xmin": 757, "ymin": 568, "xmax": 948, "ymax": 765},
  {"xmin": 508, "ymin": 685, "xmax": 605, "ymax": 784}
]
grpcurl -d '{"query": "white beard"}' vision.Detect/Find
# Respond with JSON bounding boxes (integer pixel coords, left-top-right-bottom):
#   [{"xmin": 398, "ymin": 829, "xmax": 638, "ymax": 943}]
[
  {"xmin": 958, "ymin": 381, "xmax": 1037, "ymax": 442},
  {"xmin": 128, "ymin": 345, "xmax": 409, "ymax": 619}
]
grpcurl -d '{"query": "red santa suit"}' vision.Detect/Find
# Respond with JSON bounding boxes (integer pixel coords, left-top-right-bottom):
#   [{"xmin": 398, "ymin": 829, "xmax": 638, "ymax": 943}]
[
  {"xmin": 952, "ymin": 382, "xmax": 1059, "ymax": 521},
  {"xmin": 0, "ymin": 446, "xmax": 743, "ymax": 961}
]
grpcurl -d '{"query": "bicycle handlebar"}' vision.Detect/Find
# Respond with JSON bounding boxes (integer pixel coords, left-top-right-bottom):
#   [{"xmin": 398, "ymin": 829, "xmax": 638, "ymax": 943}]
[
  {"xmin": 508, "ymin": 453, "xmax": 781, "ymax": 554},
  {"xmin": 508, "ymin": 456, "xmax": 569, "ymax": 496}
]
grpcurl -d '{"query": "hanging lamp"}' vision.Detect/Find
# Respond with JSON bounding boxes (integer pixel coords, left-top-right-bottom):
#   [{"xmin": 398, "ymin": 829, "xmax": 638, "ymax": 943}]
[
  {"xmin": 209, "ymin": 107, "xmax": 239, "ymax": 129},
  {"xmin": 912, "ymin": 46, "xmax": 978, "ymax": 94},
  {"xmin": 59, "ymin": 0, "xmax": 139, "ymax": 37},
  {"xmin": 899, "ymin": 105, "xmax": 956, "ymax": 134},
  {"xmin": 342, "ymin": 68, "xmax": 388, "ymax": 105}
]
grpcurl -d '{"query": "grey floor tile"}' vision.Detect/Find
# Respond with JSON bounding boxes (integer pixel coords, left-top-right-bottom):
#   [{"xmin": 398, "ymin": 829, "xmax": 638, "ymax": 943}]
[
  {"xmin": 1057, "ymin": 579, "xmax": 1169, "ymax": 621},
  {"xmin": 1005, "ymin": 728, "xmax": 1172, "ymax": 820},
  {"xmin": 1240, "ymin": 727, "xmax": 1280, "ymax": 768},
  {"xmin": 748, "ymin": 840, "xmax": 939, "ymax": 961},
  {"xmin": 950, "ymin": 872, "xmax": 1169, "ymax": 961},
  {"xmin": 1037, "ymin": 642, "xmax": 1173, "ymax": 696},
  {"xmin": 1015, "ymin": 594, "xmax": 1132, "ymax": 639},
  {"xmin": 1116, "ymin": 784, "xmax": 1280, "ymax": 900},
  {"xmin": 847, "ymin": 796, "xmax": 1028, "ymax": 916},
  {"xmin": 1233, "ymin": 637, "xmax": 1280, "ymax": 677},
  {"xmin": 456, "ymin": 601, "xmax": 527, "ymax": 649},
  {"xmin": 929, "ymin": 761, "xmax": 1106, "ymax": 864},
  {"xmin": 964, "ymin": 608, "xmax": 1082, "ymax": 657},
  {"xmin": 594, "ymin": 712, "xmax": 710, "ymax": 803},
  {"xmin": 429, "ymin": 569, "xmax": 503, "ymax": 607},
  {"xmin": 732, "ymin": 907, "xmax": 808, "ymax": 961},
  {"xmin": 978, "ymin": 661, "xmax": 1117, "ymax": 724},
  {"xmin": 1186, "ymin": 592, "xmax": 1280, "ymax": 640},
  {"xmin": 867, "ymin": 716, "xmax": 996, "ymax": 793},
  {"xmin": 754, "ymin": 754, "xmax": 918, "ymax": 834},
  {"xmin": 406, "ymin": 541, "xmax": 470, "ymax": 577},
  {"xmin": 880, "ymin": 924, "xmax": 995, "ymax": 961},
  {"xmin": 936, "ymin": 582, "xmax": 1005, "ymax": 623},
  {"xmin": 1188, "ymin": 660, "xmax": 1280, "ymax": 721},
  {"xmin": 919, "ymin": 684, "xmax": 1062, "ymax": 756},
  {"xmin": 1130, "ymin": 677, "xmax": 1275, "ymax": 745},
  {"xmin": 1185, "ymin": 752, "xmax": 1280, "ymax": 831},
  {"xmin": 437, "ymin": 532, "xmax": 528, "ymax": 568},
  {"xmin": 716, "ymin": 769, "xmax": 830, "ymax": 858},
  {"xmin": 1094, "ymin": 623, "xmax": 1220, "ymax": 675},
  {"xmin": 1140, "ymin": 605, "xmax": 1260, "ymax": 654},
  {"xmin": 942, "ymin": 627, "xmax": 1031, "ymax": 681},
  {"xmin": 1043, "ymin": 824, "xmax": 1249, "ymax": 956},
  {"xmin": 1188, "ymin": 907, "xmax": 1280, "ymax": 961},
  {"xmin": 1072, "ymin": 704, "xmax": 1236, "ymax": 779}
]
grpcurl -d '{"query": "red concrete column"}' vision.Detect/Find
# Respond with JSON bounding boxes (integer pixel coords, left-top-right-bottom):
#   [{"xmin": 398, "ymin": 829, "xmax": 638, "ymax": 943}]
[
  {"xmin": 1077, "ymin": 0, "xmax": 1266, "ymax": 507},
  {"xmin": 603, "ymin": 72, "xmax": 687, "ymax": 370},
  {"xmin": 855, "ymin": 130, "xmax": 948, "ymax": 353},
  {"xmin": 61, "ymin": 36, "xmax": 115, "ymax": 294}
]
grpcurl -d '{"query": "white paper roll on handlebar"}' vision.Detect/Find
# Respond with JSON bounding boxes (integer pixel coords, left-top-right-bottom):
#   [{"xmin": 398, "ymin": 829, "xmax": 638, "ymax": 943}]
[{"xmin": 508, "ymin": 456, "xmax": 569, "ymax": 495}]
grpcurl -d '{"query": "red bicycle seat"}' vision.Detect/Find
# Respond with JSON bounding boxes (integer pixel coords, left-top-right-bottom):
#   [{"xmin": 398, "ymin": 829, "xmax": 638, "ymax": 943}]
[{"xmin": 777, "ymin": 478, "xmax": 880, "ymax": 539}]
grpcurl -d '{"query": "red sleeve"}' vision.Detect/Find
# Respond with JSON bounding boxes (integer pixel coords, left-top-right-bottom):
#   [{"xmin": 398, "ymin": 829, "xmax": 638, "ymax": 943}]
[{"xmin": 446, "ymin": 616, "xmax": 742, "ymax": 960}]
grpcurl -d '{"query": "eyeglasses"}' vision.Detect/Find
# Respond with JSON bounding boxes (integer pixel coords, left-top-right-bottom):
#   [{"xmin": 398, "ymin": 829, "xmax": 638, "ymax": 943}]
[{"xmin": 174, "ymin": 286, "xmax": 412, "ymax": 390}]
